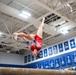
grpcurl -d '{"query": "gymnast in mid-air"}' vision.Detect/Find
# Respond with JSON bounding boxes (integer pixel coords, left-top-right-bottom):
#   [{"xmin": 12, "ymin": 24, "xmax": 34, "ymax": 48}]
[{"xmin": 14, "ymin": 17, "xmax": 45, "ymax": 57}]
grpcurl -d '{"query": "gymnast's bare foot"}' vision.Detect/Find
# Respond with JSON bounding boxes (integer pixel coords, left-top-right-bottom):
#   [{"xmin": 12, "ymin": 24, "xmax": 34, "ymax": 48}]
[{"xmin": 42, "ymin": 17, "xmax": 45, "ymax": 23}]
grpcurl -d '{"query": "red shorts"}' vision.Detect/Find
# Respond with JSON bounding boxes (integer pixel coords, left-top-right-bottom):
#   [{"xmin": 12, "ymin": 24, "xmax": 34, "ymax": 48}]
[{"xmin": 30, "ymin": 34, "xmax": 42, "ymax": 51}]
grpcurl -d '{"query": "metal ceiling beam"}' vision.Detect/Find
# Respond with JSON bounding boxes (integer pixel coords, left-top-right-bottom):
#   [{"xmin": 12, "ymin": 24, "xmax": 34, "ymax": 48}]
[
  {"xmin": 13, "ymin": 0, "xmax": 42, "ymax": 16},
  {"xmin": 0, "ymin": 2, "xmax": 35, "ymax": 43},
  {"xmin": 0, "ymin": 42, "xmax": 29, "ymax": 51},
  {"xmin": 0, "ymin": 35, "xmax": 11, "ymax": 42},
  {"xmin": 55, "ymin": 0, "xmax": 76, "ymax": 10},
  {"xmin": 16, "ymin": 11, "xmax": 52, "ymax": 32},
  {"xmin": 44, "ymin": 28, "xmax": 76, "ymax": 46},
  {"xmin": 0, "ymin": 2, "xmax": 35, "ymax": 22},
  {"xmin": 34, "ymin": 0, "xmax": 76, "ymax": 24},
  {"xmin": 0, "ymin": 43, "xmax": 14, "ymax": 47},
  {"xmin": 34, "ymin": 0, "xmax": 76, "ymax": 40},
  {"xmin": 2, "ymin": 19, "xmax": 11, "ymax": 34}
]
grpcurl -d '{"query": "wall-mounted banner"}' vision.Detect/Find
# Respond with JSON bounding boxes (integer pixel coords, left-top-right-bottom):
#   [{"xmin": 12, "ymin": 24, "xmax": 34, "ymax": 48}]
[
  {"xmin": 53, "ymin": 45, "xmax": 58, "ymax": 54},
  {"xmin": 72, "ymin": 53, "xmax": 76, "ymax": 64},
  {"xmin": 55, "ymin": 58, "xmax": 60, "ymax": 69},
  {"xmin": 40, "ymin": 61, "xmax": 44, "ymax": 69},
  {"xmin": 70, "ymin": 39, "xmax": 76, "ymax": 49},
  {"xmin": 39, "ymin": 50, "xmax": 43, "ymax": 58},
  {"xmin": 60, "ymin": 56, "xmax": 66, "ymax": 67},
  {"xmin": 66, "ymin": 55, "xmax": 72, "ymax": 65},
  {"xmin": 58, "ymin": 43, "xmax": 63, "ymax": 52},
  {"xmin": 35, "ymin": 63, "xmax": 40, "ymax": 69},
  {"xmin": 44, "ymin": 48, "xmax": 48, "ymax": 57},
  {"xmin": 48, "ymin": 47, "xmax": 53, "ymax": 56},
  {"xmin": 28, "ymin": 54, "xmax": 31, "ymax": 62},
  {"xmin": 24, "ymin": 56, "xmax": 27, "ymax": 63},
  {"xmin": 31, "ymin": 55, "xmax": 34, "ymax": 61},
  {"xmin": 64, "ymin": 41, "xmax": 69, "ymax": 50},
  {"xmin": 44, "ymin": 60, "xmax": 49, "ymax": 69},
  {"xmin": 49, "ymin": 59, "xmax": 54, "ymax": 69}
]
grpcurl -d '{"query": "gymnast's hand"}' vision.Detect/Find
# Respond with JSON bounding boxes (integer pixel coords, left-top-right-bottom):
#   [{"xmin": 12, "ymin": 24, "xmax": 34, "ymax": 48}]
[{"xmin": 13, "ymin": 33, "xmax": 18, "ymax": 41}]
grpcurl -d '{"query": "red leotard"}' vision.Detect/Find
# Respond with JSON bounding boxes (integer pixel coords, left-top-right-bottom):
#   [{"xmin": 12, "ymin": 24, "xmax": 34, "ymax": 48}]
[{"xmin": 30, "ymin": 34, "xmax": 42, "ymax": 51}]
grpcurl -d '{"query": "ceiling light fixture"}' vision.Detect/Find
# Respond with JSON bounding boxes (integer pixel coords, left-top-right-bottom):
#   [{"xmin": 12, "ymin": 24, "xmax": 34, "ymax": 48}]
[
  {"xmin": 61, "ymin": 30, "xmax": 69, "ymax": 34},
  {"xmin": 19, "ymin": 11, "xmax": 31, "ymax": 18},
  {"xmin": 21, "ymin": 11, "xmax": 31, "ymax": 17},
  {"xmin": 59, "ymin": 21, "xmax": 66, "ymax": 25},
  {"xmin": 0, "ymin": 32, "xmax": 3, "ymax": 35},
  {"xmin": 19, "ymin": 13, "xmax": 28, "ymax": 18}
]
